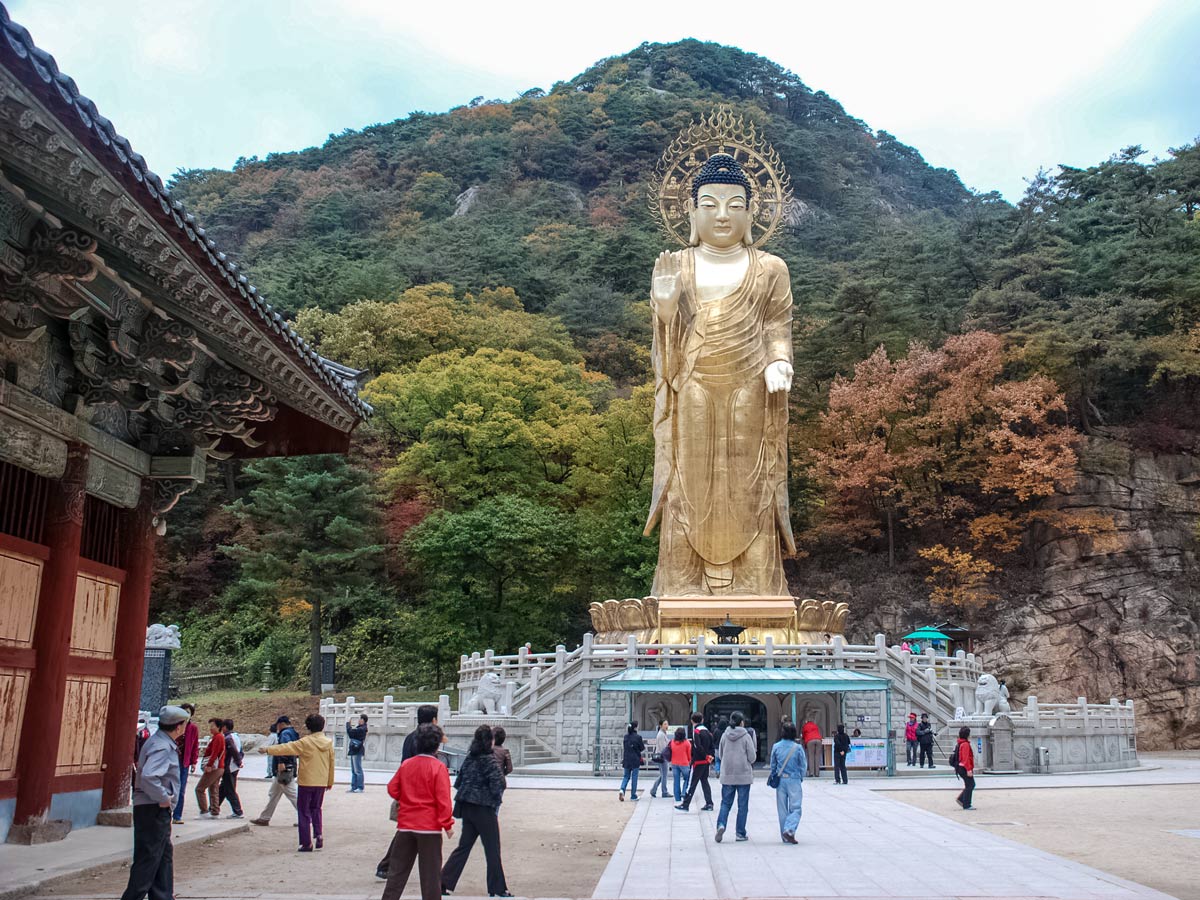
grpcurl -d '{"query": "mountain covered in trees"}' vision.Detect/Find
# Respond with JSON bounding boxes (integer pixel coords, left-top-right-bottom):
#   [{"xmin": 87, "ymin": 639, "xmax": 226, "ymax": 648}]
[{"xmin": 155, "ymin": 40, "xmax": 1200, "ymax": 742}]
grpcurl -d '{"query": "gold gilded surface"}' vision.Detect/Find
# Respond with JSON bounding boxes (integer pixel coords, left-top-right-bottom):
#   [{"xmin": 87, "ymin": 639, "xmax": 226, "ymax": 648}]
[{"xmin": 590, "ymin": 116, "xmax": 843, "ymax": 645}]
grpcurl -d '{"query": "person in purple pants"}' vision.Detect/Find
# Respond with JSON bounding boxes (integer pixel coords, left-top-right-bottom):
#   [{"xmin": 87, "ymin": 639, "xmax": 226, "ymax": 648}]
[{"xmin": 262, "ymin": 714, "xmax": 334, "ymax": 850}]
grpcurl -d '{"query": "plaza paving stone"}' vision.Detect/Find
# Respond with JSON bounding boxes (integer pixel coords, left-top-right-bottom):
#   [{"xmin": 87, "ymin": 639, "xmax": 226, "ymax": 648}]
[{"xmin": 592, "ymin": 778, "xmax": 1178, "ymax": 900}]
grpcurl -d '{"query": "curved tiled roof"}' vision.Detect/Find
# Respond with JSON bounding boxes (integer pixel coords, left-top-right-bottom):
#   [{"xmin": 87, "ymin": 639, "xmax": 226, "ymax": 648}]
[{"xmin": 0, "ymin": 4, "xmax": 370, "ymax": 419}]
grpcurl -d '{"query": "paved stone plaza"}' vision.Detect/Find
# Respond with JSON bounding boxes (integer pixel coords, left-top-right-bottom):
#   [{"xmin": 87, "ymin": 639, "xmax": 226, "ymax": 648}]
[
  {"xmin": 8, "ymin": 757, "xmax": 1198, "ymax": 900},
  {"xmin": 593, "ymin": 779, "xmax": 1175, "ymax": 900}
]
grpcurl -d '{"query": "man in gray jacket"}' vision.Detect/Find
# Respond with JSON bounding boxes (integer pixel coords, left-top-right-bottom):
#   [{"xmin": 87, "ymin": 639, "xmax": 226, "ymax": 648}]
[
  {"xmin": 122, "ymin": 705, "xmax": 189, "ymax": 900},
  {"xmin": 715, "ymin": 711, "xmax": 757, "ymax": 842}
]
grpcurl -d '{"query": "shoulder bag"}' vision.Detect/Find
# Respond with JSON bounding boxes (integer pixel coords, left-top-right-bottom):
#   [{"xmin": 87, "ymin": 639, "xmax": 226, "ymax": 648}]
[{"xmin": 766, "ymin": 742, "xmax": 800, "ymax": 789}]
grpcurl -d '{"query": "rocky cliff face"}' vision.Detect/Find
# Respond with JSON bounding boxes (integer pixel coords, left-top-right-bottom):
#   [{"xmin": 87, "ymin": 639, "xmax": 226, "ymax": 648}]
[{"xmin": 984, "ymin": 433, "xmax": 1200, "ymax": 750}]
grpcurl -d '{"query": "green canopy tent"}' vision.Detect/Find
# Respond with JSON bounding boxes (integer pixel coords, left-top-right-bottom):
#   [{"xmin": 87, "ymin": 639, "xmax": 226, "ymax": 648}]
[{"xmin": 902, "ymin": 627, "xmax": 951, "ymax": 642}]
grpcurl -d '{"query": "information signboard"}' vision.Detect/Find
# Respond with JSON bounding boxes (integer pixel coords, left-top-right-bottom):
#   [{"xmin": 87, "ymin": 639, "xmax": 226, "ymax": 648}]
[{"xmin": 847, "ymin": 738, "xmax": 888, "ymax": 768}]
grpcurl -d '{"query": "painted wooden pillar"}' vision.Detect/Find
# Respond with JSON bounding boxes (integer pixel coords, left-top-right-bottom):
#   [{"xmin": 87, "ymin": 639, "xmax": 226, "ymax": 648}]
[
  {"xmin": 10, "ymin": 444, "xmax": 87, "ymax": 832},
  {"xmin": 100, "ymin": 486, "xmax": 156, "ymax": 811}
]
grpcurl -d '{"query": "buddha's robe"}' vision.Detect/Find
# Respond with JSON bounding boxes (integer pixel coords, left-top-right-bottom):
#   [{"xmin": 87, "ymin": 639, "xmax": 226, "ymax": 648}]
[{"xmin": 645, "ymin": 247, "xmax": 796, "ymax": 597}]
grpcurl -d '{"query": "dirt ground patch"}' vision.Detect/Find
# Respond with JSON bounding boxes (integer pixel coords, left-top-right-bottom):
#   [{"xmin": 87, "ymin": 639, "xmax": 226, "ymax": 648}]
[
  {"xmin": 885, "ymin": 782, "xmax": 1200, "ymax": 900},
  {"xmin": 37, "ymin": 780, "xmax": 631, "ymax": 899}
]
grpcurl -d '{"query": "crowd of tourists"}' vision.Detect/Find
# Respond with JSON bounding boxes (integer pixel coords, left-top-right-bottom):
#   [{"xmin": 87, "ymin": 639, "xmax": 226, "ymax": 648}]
[
  {"xmin": 120, "ymin": 702, "xmax": 977, "ymax": 900},
  {"xmin": 620, "ymin": 710, "xmax": 978, "ymax": 844}
]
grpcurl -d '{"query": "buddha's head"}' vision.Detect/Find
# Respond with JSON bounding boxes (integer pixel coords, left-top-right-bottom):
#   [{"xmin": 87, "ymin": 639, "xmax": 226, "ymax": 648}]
[{"xmin": 689, "ymin": 153, "xmax": 753, "ymax": 249}]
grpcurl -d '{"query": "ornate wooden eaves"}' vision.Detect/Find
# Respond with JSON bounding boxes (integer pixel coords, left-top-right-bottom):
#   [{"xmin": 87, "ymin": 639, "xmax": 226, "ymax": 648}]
[{"xmin": 0, "ymin": 48, "xmax": 367, "ymax": 433}]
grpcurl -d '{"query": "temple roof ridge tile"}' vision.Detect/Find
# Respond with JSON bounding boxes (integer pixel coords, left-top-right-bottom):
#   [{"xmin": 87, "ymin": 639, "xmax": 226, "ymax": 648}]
[{"xmin": 0, "ymin": 3, "xmax": 370, "ymax": 419}]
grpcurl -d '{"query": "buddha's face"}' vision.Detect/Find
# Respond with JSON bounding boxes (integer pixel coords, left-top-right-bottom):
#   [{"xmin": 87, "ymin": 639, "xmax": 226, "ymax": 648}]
[{"xmin": 692, "ymin": 182, "xmax": 750, "ymax": 249}]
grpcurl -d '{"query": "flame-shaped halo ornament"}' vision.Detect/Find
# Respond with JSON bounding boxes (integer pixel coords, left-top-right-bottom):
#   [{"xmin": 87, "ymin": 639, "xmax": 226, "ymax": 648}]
[{"xmin": 649, "ymin": 106, "xmax": 793, "ymax": 249}]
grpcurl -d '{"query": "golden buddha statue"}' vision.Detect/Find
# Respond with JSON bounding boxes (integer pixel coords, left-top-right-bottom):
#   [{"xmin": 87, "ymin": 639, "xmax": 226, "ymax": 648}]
[
  {"xmin": 645, "ymin": 154, "xmax": 796, "ymax": 599},
  {"xmin": 587, "ymin": 112, "xmax": 847, "ymax": 645}
]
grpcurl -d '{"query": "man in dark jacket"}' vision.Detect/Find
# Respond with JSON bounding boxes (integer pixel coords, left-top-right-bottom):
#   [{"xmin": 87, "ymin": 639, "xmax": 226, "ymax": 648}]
[
  {"xmin": 676, "ymin": 712, "xmax": 714, "ymax": 812},
  {"xmin": 917, "ymin": 714, "xmax": 936, "ymax": 768},
  {"xmin": 251, "ymin": 716, "xmax": 300, "ymax": 826}
]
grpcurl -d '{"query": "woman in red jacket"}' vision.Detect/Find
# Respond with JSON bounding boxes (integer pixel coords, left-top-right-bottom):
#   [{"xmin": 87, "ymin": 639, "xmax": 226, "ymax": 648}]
[
  {"xmin": 954, "ymin": 726, "xmax": 976, "ymax": 810},
  {"xmin": 383, "ymin": 724, "xmax": 455, "ymax": 900}
]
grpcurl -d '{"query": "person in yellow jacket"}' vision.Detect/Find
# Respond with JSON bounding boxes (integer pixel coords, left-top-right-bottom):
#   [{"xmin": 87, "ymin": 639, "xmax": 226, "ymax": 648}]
[{"xmin": 261, "ymin": 714, "xmax": 335, "ymax": 851}]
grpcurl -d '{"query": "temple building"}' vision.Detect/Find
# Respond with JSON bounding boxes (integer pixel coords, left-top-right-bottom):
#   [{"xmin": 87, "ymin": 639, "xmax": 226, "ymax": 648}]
[{"xmin": 0, "ymin": 6, "xmax": 367, "ymax": 843}]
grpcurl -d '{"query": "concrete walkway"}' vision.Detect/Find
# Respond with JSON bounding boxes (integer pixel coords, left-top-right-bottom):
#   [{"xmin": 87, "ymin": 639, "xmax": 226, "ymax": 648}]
[
  {"xmin": 0, "ymin": 816, "xmax": 247, "ymax": 900},
  {"xmin": 593, "ymin": 778, "xmax": 1178, "ymax": 900}
]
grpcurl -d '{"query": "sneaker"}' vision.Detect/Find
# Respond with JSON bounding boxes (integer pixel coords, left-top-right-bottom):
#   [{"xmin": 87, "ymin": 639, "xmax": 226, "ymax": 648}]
[
  {"xmin": 962, "ymin": 805, "xmax": 975, "ymax": 810},
  {"xmin": 955, "ymin": 797, "xmax": 964, "ymax": 808},
  {"xmin": 631, "ymin": 794, "xmax": 639, "ymax": 801},
  {"xmin": 619, "ymin": 790, "xmax": 625, "ymax": 801},
  {"xmin": 250, "ymin": 818, "xmax": 270, "ymax": 826},
  {"xmin": 675, "ymin": 804, "xmax": 689, "ymax": 811},
  {"xmin": 298, "ymin": 845, "xmax": 313, "ymax": 852},
  {"xmin": 227, "ymin": 813, "xmax": 244, "ymax": 819},
  {"xmin": 315, "ymin": 836, "xmax": 323, "ymax": 849},
  {"xmin": 701, "ymin": 804, "xmax": 713, "ymax": 811},
  {"xmin": 735, "ymin": 833, "xmax": 748, "ymax": 842},
  {"xmin": 715, "ymin": 826, "xmax": 725, "ymax": 843},
  {"xmin": 375, "ymin": 868, "xmax": 388, "ymax": 881},
  {"xmin": 782, "ymin": 831, "xmax": 794, "ymax": 844},
  {"xmin": 172, "ymin": 818, "xmax": 183, "ymax": 825}
]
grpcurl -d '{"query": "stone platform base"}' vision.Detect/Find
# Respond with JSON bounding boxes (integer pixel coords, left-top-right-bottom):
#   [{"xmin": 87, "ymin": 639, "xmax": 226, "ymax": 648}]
[
  {"xmin": 5, "ymin": 819, "xmax": 71, "ymax": 845},
  {"xmin": 587, "ymin": 595, "xmax": 849, "ymax": 644},
  {"xmin": 96, "ymin": 808, "xmax": 132, "ymax": 827}
]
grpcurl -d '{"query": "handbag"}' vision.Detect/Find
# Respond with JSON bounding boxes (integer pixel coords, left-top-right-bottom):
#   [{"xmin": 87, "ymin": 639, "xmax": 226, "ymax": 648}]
[{"xmin": 767, "ymin": 742, "xmax": 800, "ymax": 789}]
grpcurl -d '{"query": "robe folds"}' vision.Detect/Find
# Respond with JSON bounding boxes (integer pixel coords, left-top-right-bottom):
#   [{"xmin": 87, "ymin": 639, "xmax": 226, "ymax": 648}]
[{"xmin": 645, "ymin": 247, "xmax": 796, "ymax": 597}]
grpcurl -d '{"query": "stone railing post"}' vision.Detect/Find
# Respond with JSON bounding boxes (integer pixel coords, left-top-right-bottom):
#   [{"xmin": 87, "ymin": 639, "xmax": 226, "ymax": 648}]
[
  {"xmin": 764, "ymin": 635, "xmax": 775, "ymax": 669},
  {"xmin": 875, "ymin": 633, "xmax": 889, "ymax": 676},
  {"xmin": 345, "ymin": 696, "xmax": 355, "ymax": 725},
  {"xmin": 556, "ymin": 644, "xmax": 566, "ymax": 690},
  {"xmin": 502, "ymin": 680, "xmax": 516, "ymax": 714},
  {"xmin": 925, "ymin": 667, "xmax": 938, "ymax": 700},
  {"xmin": 832, "ymin": 635, "xmax": 844, "ymax": 669},
  {"xmin": 518, "ymin": 645, "xmax": 529, "ymax": 678},
  {"xmin": 581, "ymin": 632, "xmax": 593, "ymax": 681},
  {"xmin": 529, "ymin": 667, "xmax": 541, "ymax": 709},
  {"xmin": 626, "ymin": 636, "xmax": 638, "ymax": 669},
  {"xmin": 382, "ymin": 695, "xmax": 393, "ymax": 728},
  {"xmin": 438, "ymin": 694, "xmax": 451, "ymax": 722},
  {"xmin": 696, "ymin": 635, "xmax": 707, "ymax": 668},
  {"xmin": 731, "ymin": 643, "xmax": 740, "ymax": 669}
]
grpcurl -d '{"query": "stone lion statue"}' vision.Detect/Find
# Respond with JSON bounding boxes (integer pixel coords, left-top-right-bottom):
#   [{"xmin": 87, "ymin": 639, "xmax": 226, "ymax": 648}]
[
  {"xmin": 463, "ymin": 672, "xmax": 508, "ymax": 716},
  {"xmin": 145, "ymin": 623, "xmax": 182, "ymax": 650},
  {"xmin": 974, "ymin": 674, "xmax": 1011, "ymax": 717}
]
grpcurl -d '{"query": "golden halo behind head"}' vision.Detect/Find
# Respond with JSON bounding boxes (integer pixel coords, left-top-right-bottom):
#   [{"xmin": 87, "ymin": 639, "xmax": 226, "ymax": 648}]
[{"xmin": 649, "ymin": 106, "xmax": 793, "ymax": 248}]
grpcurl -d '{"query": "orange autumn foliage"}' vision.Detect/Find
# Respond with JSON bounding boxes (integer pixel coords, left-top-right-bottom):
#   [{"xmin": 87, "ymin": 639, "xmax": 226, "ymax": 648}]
[{"xmin": 808, "ymin": 331, "xmax": 1115, "ymax": 609}]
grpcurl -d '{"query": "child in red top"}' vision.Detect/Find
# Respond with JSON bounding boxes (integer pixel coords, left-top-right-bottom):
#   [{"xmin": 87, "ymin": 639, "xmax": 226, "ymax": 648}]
[
  {"xmin": 668, "ymin": 727, "xmax": 692, "ymax": 802},
  {"xmin": 382, "ymin": 724, "xmax": 454, "ymax": 900},
  {"xmin": 194, "ymin": 719, "xmax": 225, "ymax": 816}
]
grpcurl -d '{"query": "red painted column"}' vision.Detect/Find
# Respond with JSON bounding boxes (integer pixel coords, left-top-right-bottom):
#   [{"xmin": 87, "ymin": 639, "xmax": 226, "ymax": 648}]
[
  {"xmin": 100, "ymin": 485, "xmax": 157, "ymax": 811},
  {"xmin": 10, "ymin": 444, "xmax": 87, "ymax": 833}
]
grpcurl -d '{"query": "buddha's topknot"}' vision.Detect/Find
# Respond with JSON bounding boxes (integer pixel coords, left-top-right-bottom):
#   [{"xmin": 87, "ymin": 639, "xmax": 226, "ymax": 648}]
[{"xmin": 691, "ymin": 153, "xmax": 753, "ymax": 203}]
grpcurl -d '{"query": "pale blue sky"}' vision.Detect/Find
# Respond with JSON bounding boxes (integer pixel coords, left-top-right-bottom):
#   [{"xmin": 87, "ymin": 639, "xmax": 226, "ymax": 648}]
[{"xmin": 8, "ymin": 1, "xmax": 1199, "ymax": 200}]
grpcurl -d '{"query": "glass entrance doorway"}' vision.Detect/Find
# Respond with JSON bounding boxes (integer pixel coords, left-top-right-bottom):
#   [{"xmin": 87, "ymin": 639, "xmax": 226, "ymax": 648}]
[{"xmin": 704, "ymin": 694, "xmax": 768, "ymax": 762}]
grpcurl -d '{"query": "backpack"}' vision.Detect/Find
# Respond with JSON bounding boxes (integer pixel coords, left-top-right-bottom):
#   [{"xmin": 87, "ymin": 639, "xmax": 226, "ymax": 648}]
[{"xmin": 948, "ymin": 742, "xmax": 960, "ymax": 769}]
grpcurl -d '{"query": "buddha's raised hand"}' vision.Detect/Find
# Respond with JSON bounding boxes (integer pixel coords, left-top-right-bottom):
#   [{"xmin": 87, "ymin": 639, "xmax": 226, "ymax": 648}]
[{"xmin": 651, "ymin": 250, "xmax": 682, "ymax": 321}]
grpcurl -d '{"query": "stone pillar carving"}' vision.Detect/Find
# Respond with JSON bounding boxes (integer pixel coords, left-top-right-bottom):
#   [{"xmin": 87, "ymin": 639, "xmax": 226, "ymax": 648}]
[{"xmin": 9, "ymin": 444, "xmax": 87, "ymax": 843}]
